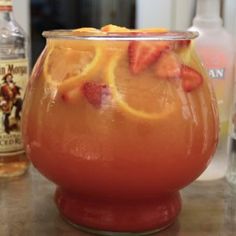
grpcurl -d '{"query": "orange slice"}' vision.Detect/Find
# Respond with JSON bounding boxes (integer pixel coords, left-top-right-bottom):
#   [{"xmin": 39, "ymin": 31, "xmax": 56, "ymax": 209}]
[
  {"xmin": 72, "ymin": 27, "xmax": 105, "ymax": 37},
  {"xmin": 43, "ymin": 43, "xmax": 106, "ymax": 93},
  {"xmin": 106, "ymin": 53, "xmax": 180, "ymax": 120},
  {"xmin": 132, "ymin": 28, "xmax": 168, "ymax": 33},
  {"xmin": 43, "ymin": 47, "xmax": 93, "ymax": 83},
  {"xmin": 101, "ymin": 24, "xmax": 130, "ymax": 32},
  {"xmin": 73, "ymin": 27, "xmax": 100, "ymax": 33},
  {"xmin": 101, "ymin": 24, "xmax": 168, "ymax": 34}
]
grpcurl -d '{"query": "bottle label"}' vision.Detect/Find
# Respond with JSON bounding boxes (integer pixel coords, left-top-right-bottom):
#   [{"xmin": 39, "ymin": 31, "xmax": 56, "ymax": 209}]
[
  {"xmin": 0, "ymin": 59, "xmax": 28, "ymax": 156},
  {"xmin": 197, "ymin": 47, "xmax": 234, "ymax": 140},
  {"xmin": 208, "ymin": 68, "xmax": 225, "ymax": 80},
  {"xmin": 0, "ymin": 0, "xmax": 12, "ymax": 11}
]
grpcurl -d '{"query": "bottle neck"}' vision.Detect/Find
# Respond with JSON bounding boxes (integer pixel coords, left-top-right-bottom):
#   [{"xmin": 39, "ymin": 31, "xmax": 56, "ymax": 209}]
[
  {"xmin": 193, "ymin": 0, "xmax": 223, "ymax": 29},
  {"xmin": 193, "ymin": 18, "xmax": 222, "ymax": 29},
  {"xmin": 0, "ymin": 8, "xmax": 13, "ymax": 22}
]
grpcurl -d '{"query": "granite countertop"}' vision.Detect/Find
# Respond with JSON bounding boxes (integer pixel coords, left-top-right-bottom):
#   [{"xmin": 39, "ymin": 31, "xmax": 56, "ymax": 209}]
[{"xmin": 1, "ymin": 166, "xmax": 236, "ymax": 236}]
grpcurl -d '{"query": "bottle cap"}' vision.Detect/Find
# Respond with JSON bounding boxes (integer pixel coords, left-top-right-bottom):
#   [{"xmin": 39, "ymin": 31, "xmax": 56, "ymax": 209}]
[
  {"xmin": 0, "ymin": 0, "xmax": 12, "ymax": 11},
  {"xmin": 193, "ymin": 0, "xmax": 222, "ymax": 27}
]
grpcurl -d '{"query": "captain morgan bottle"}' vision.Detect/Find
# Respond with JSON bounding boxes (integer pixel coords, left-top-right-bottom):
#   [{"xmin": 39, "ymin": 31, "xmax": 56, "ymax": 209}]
[{"xmin": 0, "ymin": 0, "xmax": 30, "ymax": 177}]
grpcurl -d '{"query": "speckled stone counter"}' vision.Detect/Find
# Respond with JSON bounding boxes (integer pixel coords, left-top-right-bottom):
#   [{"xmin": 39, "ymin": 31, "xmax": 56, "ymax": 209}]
[{"xmin": 1, "ymin": 166, "xmax": 236, "ymax": 236}]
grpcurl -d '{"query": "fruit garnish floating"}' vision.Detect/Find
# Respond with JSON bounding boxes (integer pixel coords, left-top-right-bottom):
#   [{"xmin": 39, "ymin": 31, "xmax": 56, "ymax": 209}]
[
  {"xmin": 61, "ymin": 81, "xmax": 109, "ymax": 108},
  {"xmin": 101, "ymin": 24, "xmax": 130, "ymax": 32},
  {"xmin": 125, "ymin": 29, "xmax": 203, "ymax": 92},
  {"xmin": 73, "ymin": 27, "xmax": 100, "ymax": 33},
  {"xmin": 128, "ymin": 41, "xmax": 171, "ymax": 74},
  {"xmin": 106, "ymin": 53, "xmax": 179, "ymax": 120},
  {"xmin": 175, "ymin": 39, "xmax": 191, "ymax": 49},
  {"xmin": 181, "ymin": 65, "xmax": 203, "ymax": 92},
  {"xmin": 154, "ymin": 51, "xmax": 182, "ymax": 79},
  {"xmin": 43, "ymin": 47, "xmax": 93, "ymax": 85},
  {"xmin": 101, "ymin": 24, "xmax": 168, "ymax": 34},
  {"xmin": 42, "ymin": 37, "xmax": 107, "ymax": 107},
  {"xmin": 82, "ymin": 81, "xmax": 109, "ymax": 108},
  {"xmin": 49, "ymin": 24, "xmax": 204, "ymax": 118}
]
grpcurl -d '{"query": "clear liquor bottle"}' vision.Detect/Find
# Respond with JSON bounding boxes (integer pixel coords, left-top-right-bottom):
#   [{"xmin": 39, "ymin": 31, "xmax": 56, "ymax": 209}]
[
  {"xmin": 189, "ymin": 0, "xmax": 234, "ymax": 181},
  {"xmin": 0, "ymin": 0, "xmax": 29, "ymax": 178}
]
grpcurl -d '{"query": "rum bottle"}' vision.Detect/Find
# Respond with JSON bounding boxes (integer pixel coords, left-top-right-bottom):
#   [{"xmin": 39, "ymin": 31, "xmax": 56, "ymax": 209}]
[{"xmin": 0, "ymin": 0, "xmax": 29, "ymax": 177}]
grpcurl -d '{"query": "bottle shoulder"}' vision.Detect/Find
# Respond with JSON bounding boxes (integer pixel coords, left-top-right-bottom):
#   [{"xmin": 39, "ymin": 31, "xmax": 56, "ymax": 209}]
[
  {"xmin": 189, "ymin": 25, "xmax": 230, "ymax": 34},
  {"xmin": 0, "ymin": 19, "xmax": 26, "ymax": 38},
  {"xmin": 0, "ymin": 19, "xmax": 28, "ymax": 60},
  {"xmin": 189, "ymin": 26, "xmax": 233, "ymax": 46}
]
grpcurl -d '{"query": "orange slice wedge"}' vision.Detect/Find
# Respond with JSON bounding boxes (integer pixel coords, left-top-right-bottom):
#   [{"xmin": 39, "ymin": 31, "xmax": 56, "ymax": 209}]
[
  {"xmin": 73, "ymin": 27, "xmax": 100, "ymax": 33},
  {"xmin": 101, "ymin": 24, "xmax": 168, "ymax": 34},
  {"xmin": 106, "ymin": 53, "xmax": 180, "ymax": 120},
  {"xmin": 101, "ymin": 24, "xmax": 130, "ymax": 32},
  {"xmin": 43, "ymin": 43, "xmax": 106, "ymax": 93},
  {"xmin": 132, "ymin": 28, "xmax": 168, "ymax": 33}
]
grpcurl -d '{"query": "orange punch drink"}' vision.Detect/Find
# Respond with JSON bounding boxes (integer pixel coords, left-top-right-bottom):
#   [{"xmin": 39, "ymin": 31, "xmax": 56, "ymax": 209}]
[{"xmin": 22, "ymin": 25, "xmax": 218, "ymax": 234}]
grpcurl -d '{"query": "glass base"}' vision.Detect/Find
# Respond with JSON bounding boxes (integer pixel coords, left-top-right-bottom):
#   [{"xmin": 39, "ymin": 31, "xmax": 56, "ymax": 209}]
[
  {"xmin": 55, "ymin": 187, "xmax": 181, "ymax": 234},
  {"xmin": 63, "ymin": 217, "xmax": 174, "ymax": 236}
]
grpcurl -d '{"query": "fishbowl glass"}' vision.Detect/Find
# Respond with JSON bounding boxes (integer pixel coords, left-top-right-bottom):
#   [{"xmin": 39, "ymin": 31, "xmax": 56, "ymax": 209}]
[{"xmin": 22, "ymin": 29, "xmax": 218, "ymax": 235}]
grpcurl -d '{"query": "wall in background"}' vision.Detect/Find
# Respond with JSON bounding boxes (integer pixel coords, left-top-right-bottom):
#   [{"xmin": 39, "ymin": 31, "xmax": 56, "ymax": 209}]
[
  {"xmin": 12, "ymin": 0, "xmax": 236, "ymax": 64},
  {"xmin": 136, "ymin": 0, "xmax": 196, "ymax": 30},
  {"xmin": 100, "ymin": 0, "xmax": 135, "ymax": 27},
  {"xmin": 136, "ymin": 0, "xmax": 173, "ymax": 29},
  {"xmin": 30, "ymin": 0, "xmax": 135, "ymax": 64},
  {"xmin": 11, "ymin": 0, "xmax": 236, "ymax": 43},
  {"xmin": 136, "ymin": 0, "xmax": 236, "ymax": 41},
  {"xmin": 13, "ymin": 0, "xmax": 30, "ymax": 35},
  {"xmin": 172, "ymin": 0, "xmax": 196, "ymax": 30}
]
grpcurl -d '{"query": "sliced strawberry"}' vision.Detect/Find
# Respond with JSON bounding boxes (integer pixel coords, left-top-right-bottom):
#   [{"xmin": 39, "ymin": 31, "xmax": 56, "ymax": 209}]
[
  {"xmin": 181, "ymin": 65, "xmax": 203, "ymax": 92},
  {"xmin": 82, "ymin": 81, "xmax": 108, "ymax": 108},
  {"xmin": 171, "ymin": 40, "xmax": 191, "ymax": 50},
  {"xmin": 177, "ymin": 40, "xmax": 191, "ymax": 48},
  {"xmin": 128, "ymin": 41, "xmax": 170, "ymax": 74},
  {"xmin": 154, "ymin": 51, "xmax": 181, "ymax": 79},
  {"xmin": 61, "ymin": 86, "xmax": 81, "ymax": 104}
]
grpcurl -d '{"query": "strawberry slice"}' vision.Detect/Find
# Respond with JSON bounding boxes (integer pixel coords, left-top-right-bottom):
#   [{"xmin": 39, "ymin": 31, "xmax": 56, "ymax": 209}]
[
  {"xmin": 128, "ymin": 41, "xmax": 170, "ymax": 74},
  {"xmin": 167, "ymin": 40, "xmax": 191, "ymax": 51},
  {"xmin": 154, "ymin": 51, "xmax": 181, "ymax": 78},
  {"xmin": 174, "ymin": 40, "xmax": 191, "ymax": 49},
  {"xmin": 181, "ymin": 65, "xmax": 203, "ymax": 92},
  {"xmin": 169, "ymin": 40, "xmax": 191, "ymax": 51},
  {"xmin": 82, "ymin": 81, "xmax": 108, "ymax": 108}
]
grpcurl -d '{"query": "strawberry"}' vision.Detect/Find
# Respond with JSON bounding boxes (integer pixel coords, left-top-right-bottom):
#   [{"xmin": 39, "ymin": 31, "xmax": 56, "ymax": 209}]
[
  {"xmin": 170, "ymin": 40, "xmax": 191, "ymax": 51},
  {"xmin": 82, "ymin": 81, "xmax": 108, "ymax": 108},
  {"xmin": 176, "ymin": 40, "xmax": 191, "ymax": 48},
  {"xmin": 154, "ymin": 51, "xmax": 181, "ymax": 79},
  {"xmin": 181, "ymin": 65, "xmax": 203, "ymax": 92},
  {"xmin": 128, "ymin": 41, "xmax": 170, "ymax": 74}
]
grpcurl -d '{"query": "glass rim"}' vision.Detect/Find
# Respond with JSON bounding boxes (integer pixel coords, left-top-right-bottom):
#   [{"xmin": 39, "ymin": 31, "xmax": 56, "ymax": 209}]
[{"xmin": 42, "ymin": 30, "xmax": 199, "ymax": 41}]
